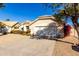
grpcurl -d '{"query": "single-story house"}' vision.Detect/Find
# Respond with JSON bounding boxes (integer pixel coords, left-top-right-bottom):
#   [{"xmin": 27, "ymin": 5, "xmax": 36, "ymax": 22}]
[
  {"xmin": 17, "ymin": 15, "xmax": 63, "ymax": 37},
  {"xmin": 29, "ymin": 15, "xmax": 63, "ymax": 37},
  {"xmin": 0, "ymin": 21, "xmax": 20, "ymax": 33}
]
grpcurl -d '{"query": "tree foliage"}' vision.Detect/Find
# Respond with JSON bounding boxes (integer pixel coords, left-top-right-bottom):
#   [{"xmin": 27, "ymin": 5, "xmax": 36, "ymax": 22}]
[
  {"xmin": 0, "ymin": 3, "xmax": 5, "ymax": 8},
  {"xmin": 46, "ymin": 3, "xmax": 79, "ymax": 39},
  {"xmin": 45, "ymin": 4, "xmax": 79, "ymax": 24}
]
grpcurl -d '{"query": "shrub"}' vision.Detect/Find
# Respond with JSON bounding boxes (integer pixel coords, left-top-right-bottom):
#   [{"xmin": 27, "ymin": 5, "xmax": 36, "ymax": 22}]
[
  {"xmin": 11, "ymin": 29, "xmax": 31, "ymax": 36},
  {"xmin": 11, "ymin": 30, "xmax": 22, "ymax": 34},
  {"xmin": 21, "ymin": 29, "xmax": 31, "ymax": 36}
]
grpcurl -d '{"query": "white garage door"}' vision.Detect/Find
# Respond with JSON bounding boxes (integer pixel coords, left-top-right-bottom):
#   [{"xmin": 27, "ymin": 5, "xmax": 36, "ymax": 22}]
[
  {"xmin": 34, "ymin": 26, "xmax": 57, "ymax": 37},
  {"xmin": 33, "ymin": 26, "xmax": 46, "ymax": 34}
]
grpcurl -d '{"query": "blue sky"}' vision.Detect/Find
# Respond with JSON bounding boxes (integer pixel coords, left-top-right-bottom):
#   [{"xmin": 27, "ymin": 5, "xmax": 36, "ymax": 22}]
[
  {"xmin": 0, "ymin": 3, "xmax": 53, "ymax": 22},
  {"xmin": 0, "ymin": 3, "xmax": 73, "ymax": 25}
]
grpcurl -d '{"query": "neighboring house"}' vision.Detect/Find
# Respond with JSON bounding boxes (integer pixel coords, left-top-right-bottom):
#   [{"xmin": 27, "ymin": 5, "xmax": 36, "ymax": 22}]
[
  {"xmin": 12, "ymin": 22, "xmax": 21, "ymax": 31},
  {"xmin": 19, "ymin": 21, "xmax": 31, "ymax": 31},
  {"xmin": 0, "ymin": 21, "xmax": 20, "ymax": 33},
  {"xmin": 29, "ymin": 15, "xmax": 62, "ymax": 37}
]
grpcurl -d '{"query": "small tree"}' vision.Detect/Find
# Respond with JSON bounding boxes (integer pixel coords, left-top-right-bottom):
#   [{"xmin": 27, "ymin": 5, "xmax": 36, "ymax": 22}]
[{"xmin": 45, "ymin": 3, "xmax": 79, "ymax": 46}]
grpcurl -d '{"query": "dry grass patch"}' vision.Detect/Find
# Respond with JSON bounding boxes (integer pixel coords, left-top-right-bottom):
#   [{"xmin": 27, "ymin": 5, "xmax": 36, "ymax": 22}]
[{"xmin": 11, "ymin": 29, "xmax": 31, "ymax": 36}]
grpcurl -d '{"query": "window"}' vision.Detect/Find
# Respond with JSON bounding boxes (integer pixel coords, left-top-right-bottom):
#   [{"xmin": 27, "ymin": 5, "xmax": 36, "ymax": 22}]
[
  {"xmin": 21, "ymin": 28, "xmax": 24, "ymax": 31},
  {"xmin": 26, "ymin": 26, "xmax": 29, "ymax": 29}
]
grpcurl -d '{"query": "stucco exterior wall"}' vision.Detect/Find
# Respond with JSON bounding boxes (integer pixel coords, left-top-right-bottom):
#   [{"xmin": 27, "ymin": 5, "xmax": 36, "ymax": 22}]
[
  {"xmin": 6, "ymin": 26, "xmax": 12, "ymax": 33},
  {"xmin": 19, "ymin": 25, "xmax": 27, "ymax": 31},
  {"xmin": 30, "ymin": 19, "xmax": 57, "ymax": 34},
  {"xmin": 70, "ymin": 27, "xmax": 78, "ymax": 38}
]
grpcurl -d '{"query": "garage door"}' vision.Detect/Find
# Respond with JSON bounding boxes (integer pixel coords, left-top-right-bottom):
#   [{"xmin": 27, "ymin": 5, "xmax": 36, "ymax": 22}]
[
  {"xmin": 33, "ymin": 26, "xmax": 46, "ymax": 34},
  {"xmin": 34, "ymin": 26, "xmax": 57, "ymax": 36}
]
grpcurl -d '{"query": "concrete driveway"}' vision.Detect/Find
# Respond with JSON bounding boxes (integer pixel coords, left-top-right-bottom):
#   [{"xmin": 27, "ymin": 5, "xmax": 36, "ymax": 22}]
[{"xmin": 0, "ymin": 34, "xmax": 56, "ymax": 56}]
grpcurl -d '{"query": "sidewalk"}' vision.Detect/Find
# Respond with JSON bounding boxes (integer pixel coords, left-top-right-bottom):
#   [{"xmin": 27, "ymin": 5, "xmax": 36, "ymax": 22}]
[{"xmin": 53, "ymin": 36, "xmax": 79, "ymax": 56}]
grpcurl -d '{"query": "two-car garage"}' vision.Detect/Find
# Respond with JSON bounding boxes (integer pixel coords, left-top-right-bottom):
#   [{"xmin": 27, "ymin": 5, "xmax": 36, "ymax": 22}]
[{"xmin": 29, "ymin": 15, "xmax": 60, "ymax": 38}]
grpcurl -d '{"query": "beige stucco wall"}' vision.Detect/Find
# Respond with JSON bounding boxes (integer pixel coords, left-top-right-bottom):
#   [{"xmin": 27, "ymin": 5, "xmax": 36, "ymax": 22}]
[
  {"xmin": 6, "ymin": 26, "xmax": 12, "ymax": 33},
  {"xmin": 30, "ymin": 19, "xmax": 57, "ymax": 34},
  {"xmin": 19, "ymin": 25, "xmax": 27, "ymax": 31}
]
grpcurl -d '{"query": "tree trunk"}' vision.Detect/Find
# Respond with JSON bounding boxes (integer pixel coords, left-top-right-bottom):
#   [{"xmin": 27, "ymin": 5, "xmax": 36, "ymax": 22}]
[{"xmin": 71, "ymin": 16, "xmax": 79, "ymax": 43}]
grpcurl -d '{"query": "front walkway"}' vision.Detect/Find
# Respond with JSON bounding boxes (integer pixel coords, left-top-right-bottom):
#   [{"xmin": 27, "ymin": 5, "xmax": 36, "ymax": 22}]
[{"xmin": 0, "ymin": 34, "xmax": 56, "ymax": 56}]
